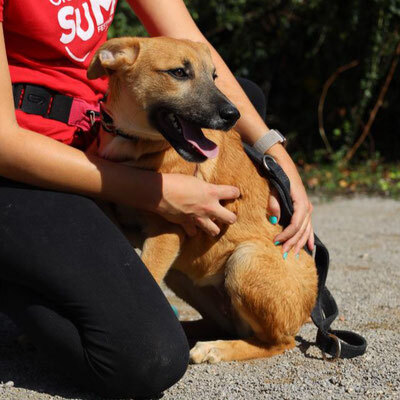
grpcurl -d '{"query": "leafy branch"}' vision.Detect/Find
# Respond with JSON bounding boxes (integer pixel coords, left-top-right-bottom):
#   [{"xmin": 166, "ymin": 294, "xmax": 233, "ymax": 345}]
[
  {"xmin": 318, "ymin": 60, "xmax": 360, "ymax": 155},
  {"xmin": 345, "ymin": 39, "xmax": 400, "ymax": 162}
]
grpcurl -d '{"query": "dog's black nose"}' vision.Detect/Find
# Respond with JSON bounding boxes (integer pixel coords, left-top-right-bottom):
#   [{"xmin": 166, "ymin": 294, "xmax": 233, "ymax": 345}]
[{"xmin": 219, "ymin": 104, "xmax": 240, "ymax": 124}]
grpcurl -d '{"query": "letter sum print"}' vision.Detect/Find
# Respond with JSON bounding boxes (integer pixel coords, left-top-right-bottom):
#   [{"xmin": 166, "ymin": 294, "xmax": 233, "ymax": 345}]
[{"xmin": 57, "ymin": 0, "xmax": 116, "ymax": 63}]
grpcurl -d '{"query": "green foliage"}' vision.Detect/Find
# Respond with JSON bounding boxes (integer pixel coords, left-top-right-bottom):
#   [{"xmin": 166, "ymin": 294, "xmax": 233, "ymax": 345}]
[
  {"xmin": 110, "ymin": 0, "xmax": 400, "ymax": 164},
  {"xmin": 300, "ymin": 160, "xmax": 400, "ymax": 198},
  {"xmin": 108, "ymin": 1, "xmax": 147, "ymax": 37}
]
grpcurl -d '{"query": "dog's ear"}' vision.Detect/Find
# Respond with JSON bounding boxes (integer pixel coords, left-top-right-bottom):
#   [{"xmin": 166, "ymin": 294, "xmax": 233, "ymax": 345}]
[{"xmin": 87, "ymin": 38, "xmax": 141, "ymax": 80}]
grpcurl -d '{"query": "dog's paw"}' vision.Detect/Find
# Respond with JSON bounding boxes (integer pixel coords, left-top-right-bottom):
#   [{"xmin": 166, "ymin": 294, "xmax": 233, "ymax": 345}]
[{"xmin": 190, "ymin": 341, "xmax": 223, "ymax": 364}]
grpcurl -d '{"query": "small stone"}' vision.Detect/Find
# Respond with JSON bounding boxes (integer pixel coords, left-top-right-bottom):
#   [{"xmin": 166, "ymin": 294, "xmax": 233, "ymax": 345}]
[{"xmin": 5, "ymin": 381, "xmax": 14, "ymax": 387}]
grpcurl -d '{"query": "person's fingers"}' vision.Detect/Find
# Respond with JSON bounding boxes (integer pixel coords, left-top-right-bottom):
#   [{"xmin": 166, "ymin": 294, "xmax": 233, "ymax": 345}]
[
  {"xmin": 201, "ymin": 184, "xmax": 239, "ymax": 226},
  {"xmin": 180, "ymin": 220, "xmax": 198, "ymax": 237},
  {"xmin": 293, "ymin": 221, "xmax": 312, "ymax": 256},
  {"xmin": 213, "ymin": 184, "xmax": 240, "ymax": 201},
  {"xmin": 194, "ymin": 216, "xmax": 221, "ymax": 237},
  {"xmin": 281, "ymin": 212, "xmax": 310, "ymax": 254},
  {"xmin": 307, "ymin": 225, "xmax": 315, "ymax": 252},
  {"xmin": 267, "ymin": 188, "xmax": 281, "ymax": 225},
  {"xmin": 274, "ymin": 203, "xmax": 307, "ymax": 245},
  {"xmin": 209, "ymin": 203, "xmax": 237, "ymax": 225}
]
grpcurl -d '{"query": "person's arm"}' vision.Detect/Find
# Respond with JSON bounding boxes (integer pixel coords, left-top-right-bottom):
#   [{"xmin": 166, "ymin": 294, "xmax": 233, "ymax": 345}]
[
  {"xmin": 129, "ymin": 0, "xmax": 314, "ymax": 255},
  {"xmin": 0, "ymin": 23, "xmax": 238, "ymax": 236}
]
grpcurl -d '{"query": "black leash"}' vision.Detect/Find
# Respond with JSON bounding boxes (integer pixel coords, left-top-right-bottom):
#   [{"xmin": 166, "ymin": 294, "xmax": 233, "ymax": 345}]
[{"xmin": 243, "ymin": 143, "xmax": 367, "ymax": 360}]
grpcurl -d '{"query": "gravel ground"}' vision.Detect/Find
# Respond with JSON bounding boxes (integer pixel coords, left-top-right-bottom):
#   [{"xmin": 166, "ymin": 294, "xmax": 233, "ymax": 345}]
[{"xmin": 1, "ymin": 196, "xmax": 399, "ymax": 400}]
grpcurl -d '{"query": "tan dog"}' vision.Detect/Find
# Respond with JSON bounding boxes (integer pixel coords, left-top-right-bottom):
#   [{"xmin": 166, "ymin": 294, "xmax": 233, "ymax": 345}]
[{"xmin": 87, "ymin": 37, "xmax": 318, "ymax": 364}]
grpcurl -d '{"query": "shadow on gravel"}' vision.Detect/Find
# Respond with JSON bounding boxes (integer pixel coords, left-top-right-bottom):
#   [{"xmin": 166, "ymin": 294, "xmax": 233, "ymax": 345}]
[
  {"xmin": 295, "ymin": 335, "xmax": 321, "ymax": 360},
  {"xmin": 0, "ymin": 313, "xmax": 98, "ymax": 400}
]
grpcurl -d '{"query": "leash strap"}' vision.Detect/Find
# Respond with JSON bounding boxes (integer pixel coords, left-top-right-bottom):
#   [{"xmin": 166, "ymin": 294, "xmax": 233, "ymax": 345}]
[{"xmin": 243, "ymin": 143, "xmax": 367, "ymax": 359}]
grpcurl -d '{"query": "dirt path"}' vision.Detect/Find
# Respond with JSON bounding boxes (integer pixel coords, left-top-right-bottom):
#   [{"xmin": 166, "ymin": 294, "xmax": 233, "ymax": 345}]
[{"xmin": 1, "ymin": 197, "xmax": 399, "ymax": 400}]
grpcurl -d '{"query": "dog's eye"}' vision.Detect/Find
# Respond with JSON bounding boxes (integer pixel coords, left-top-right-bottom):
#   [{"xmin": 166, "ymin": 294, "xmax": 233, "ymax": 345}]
[{"xmin": 169, "ymin": 68, "xmax": 188, "ymax": 79}]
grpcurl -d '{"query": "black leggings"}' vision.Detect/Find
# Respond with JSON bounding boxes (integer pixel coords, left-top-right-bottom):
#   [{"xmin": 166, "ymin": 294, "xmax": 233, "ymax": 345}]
[
  {"xmin": 0, "ymin": 180, "xmax": 189, "ymax": 399},
  {"xmin": 0, "ymin": 79, "xmax": 266, "ymax": 399}
]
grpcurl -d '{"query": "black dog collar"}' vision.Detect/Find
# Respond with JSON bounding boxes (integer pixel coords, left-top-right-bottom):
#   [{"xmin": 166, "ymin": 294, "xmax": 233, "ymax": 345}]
[{"xmin": 100, "ymin": 103, "xmax": 138, "ymax": 142}]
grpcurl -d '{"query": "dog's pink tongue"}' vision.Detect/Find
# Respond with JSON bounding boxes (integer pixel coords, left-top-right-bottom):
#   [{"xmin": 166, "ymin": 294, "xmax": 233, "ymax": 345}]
[{"xmin": 178, "ymin": 117, "xmax": 219, "ymax": 159}]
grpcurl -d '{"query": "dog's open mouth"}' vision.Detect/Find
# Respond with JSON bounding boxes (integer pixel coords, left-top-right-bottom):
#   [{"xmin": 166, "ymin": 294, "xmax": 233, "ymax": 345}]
[{"xmin": 155, "ymin": 110, "xmax": 219, "ymax": 163}]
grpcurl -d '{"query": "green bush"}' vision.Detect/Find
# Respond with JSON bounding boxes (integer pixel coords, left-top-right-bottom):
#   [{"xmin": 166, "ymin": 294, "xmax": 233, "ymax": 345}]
[{"xmin": 109, "ymin": 0, "xmax": 400, "ymax": 163}]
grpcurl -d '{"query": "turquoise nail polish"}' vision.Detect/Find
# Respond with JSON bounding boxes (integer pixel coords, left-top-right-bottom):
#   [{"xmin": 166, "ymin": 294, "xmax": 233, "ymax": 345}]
[
  {"xmin": 269, "ymin": 216, "xmax": 278, "ymax": 225},
  {"xmin": 283, "ymin": 252, "xmax": 288, "ymax": 260},
  {"xmin": 296, "ymin": 254, "xmax": 299, "ymax": 259},
  {"xmin": 171, "ymin": 305, "xmax": 179, "ymax": 318},
  {"xmin": 274, "ymin": 241, "xmax": 281, "ymax": 246}
]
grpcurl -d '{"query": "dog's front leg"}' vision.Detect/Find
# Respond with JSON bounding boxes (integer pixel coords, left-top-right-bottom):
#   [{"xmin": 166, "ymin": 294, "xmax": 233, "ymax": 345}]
[{"xmin": 141, "ymin": 223, "xmax": 185, "ymax": 284}]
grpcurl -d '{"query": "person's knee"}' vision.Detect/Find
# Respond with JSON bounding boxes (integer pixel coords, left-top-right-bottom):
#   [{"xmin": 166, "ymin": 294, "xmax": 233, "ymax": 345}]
[
  {"xmin": 127, "ymin": 338, "xmax": 189, "ymax": 398},
  {"xmin": 88, "ymin": 333, "xmax": 189, "ymax": 399}
]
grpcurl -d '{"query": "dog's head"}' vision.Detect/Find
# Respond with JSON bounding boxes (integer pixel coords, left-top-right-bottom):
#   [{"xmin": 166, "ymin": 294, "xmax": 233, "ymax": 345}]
[{"xmin": 87, "ymin": 37, "xmax": 240, "ymax": 163}]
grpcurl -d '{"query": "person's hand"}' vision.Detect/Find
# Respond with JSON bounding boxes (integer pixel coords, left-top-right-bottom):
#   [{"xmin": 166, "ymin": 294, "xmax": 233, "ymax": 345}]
[
  {"xmin": 157, "ymin": 173, "xmax": 240, "ymax": 236},
  {"xmin": 267, "ymin": 179, "xmax": 314, "ymax": 257}
]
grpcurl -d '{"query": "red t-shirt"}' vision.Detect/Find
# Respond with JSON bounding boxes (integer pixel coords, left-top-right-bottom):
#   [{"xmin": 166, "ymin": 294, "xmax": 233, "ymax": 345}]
[{"xmin": 0, "ymin": 0, "xmax": 117, "ymax": 146}]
